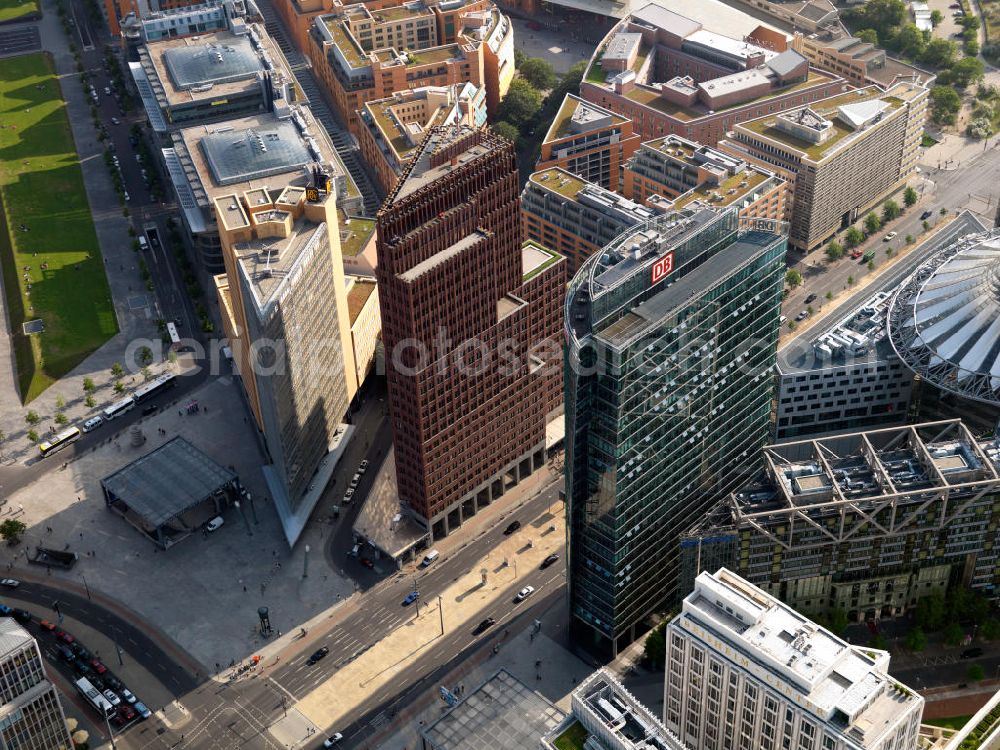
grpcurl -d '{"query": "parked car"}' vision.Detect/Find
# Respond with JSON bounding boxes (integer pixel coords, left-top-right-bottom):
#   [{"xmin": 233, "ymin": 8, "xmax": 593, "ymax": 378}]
[
  {"xmin": 54, "ymin": 630, "xmax": 74, "ymax": 644},
  {"xmin": 103, "ymin": 689, "xmax": 121, "ymax": 706},
  {"xmin": 115, "ymin": 704, "xmax": 136, "ymax": 724},
  {"xmin": 402, "ymin": 591, "xmax": 419, "ymax": 606},
  {"xmin": 359, "ymin": 557, "xmax": 374, "ymax": 569},
  {"xmin": 120, "ymin": 688, "xmax": 137, "ymax": 703},
  {"xmin": 90, "ymin": 659, "xmax": 108, "ymax": 675},
  {"xmin": 306, "ymin": 647, "xmax": 329, "ymax": 665},
  {"xmin": 11, "ymin": 609, "xmax": 30, "ymax": 624},
  {"xmin": 141, "ymin": 404, "xmax": 158, "ymax": 416},
  {"xmin": 795, "ymin": 311, "xmax": 808, "ymax": 322},
  {"xmin": 514, "ymin": 585, "xmax": 535, "ymax": 603},
  {"xmin": 133, "ymin": 701, "xmax": 151, "ymax": 719},
  {"xmin": 0, "ymin": 604, "xmax": 13, "ymax": 616},
  {"xmin": 0, "ymin": 579, "xmax": 19, "ymax": 588},
  {"xmin": 358, "ymin": 459, "xmax": 369, "ymax": 472},
  {"xmin": 472, "ymin": 617, "xmax": 496, "ymax": 635},
  {"xmin": 921, "ymin": 210, "xmax": 933, "ymax": 220},
  {"xmin": 804, "ymin": 293, "xmax": 817, "ymax": 304},
  {"xmin": 110, "ymin": 116, "xmax": 120, "ymax": 125},
  {"xmin": 503, "ymin": 520, "xmax": 521, "ymax": 535},
  {"xmin": 883, "ymin": 231, "xmax": 897, "ymax": 242},
  {"xmin": 344, "ymin": 488, "xmax": 355, "ymax": 503},
  {"xmin": 70, "ymin": 643, "xmax": 92, "ymax": 660},
  {"xmin": 206, "ymin": 516, "xmax": 224, "ymax": 532},
  {"xmin": 961, "ymin": 647, "xmax": 984, "ymax": 659},
  {"xmin": 56, "ymin": 645, "xmax": 75, "ymax": 662},
  {"xmin": 82, "ymin": 415, "xmax": 104, "ymax": 432},
  {"xmin": 323, "ymin": 735, "xmax": 343, "ymax": 747},
  {"xmin": 104, "ymin": 675, "xmax": 123, "ymax": 691},
  {"xmin": 540, "ymin": 553, "xmax": 560, "ymax": 570},
  {"xmin": 38, "ymin": 620, "xmax": 56, "ymax": 632},
  {"xmin": 350, "ymin": 474, "xmax": 360, "ymax": 488}
]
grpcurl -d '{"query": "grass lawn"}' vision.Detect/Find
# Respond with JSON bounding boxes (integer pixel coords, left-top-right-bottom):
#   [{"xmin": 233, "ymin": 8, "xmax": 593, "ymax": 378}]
[
  {"xmin": 925, "ymin": 715, "xmax": 972, "ymax": 730},
  {"xmin": 0, "ymin": 0, "xmax": 38, "ymax": 23},
  {"xmin": 552, "ymin": 720, "xmax": 588, "ymax": 750},
  {"xmin": 0, "ymin": 53, "xmax": 117, "ymax": 402}
]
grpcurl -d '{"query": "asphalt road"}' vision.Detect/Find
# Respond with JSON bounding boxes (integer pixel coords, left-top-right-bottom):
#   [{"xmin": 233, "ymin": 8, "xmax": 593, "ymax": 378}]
[{"xmin": 115, "ymin": 480, "xmax": 563, "ymax": 749}]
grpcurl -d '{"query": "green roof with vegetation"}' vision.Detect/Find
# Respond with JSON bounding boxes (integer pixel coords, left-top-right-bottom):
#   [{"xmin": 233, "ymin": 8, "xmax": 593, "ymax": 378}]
[
  {"xmin": 0, "ymin": 53, "xmax": 118, "ymax": 401},
  {"xmin": 673, "ymin": 169, "xmax": 771, "ymax": 209},
  {"xmin": 522, "ymin": 240, "xmax": 562, "ymax": 281},
  {"xmin": 339, "ymin": 214, "xmax": 375, "ymax": 256},
  {"xmin": 324, "ymin": 18, "xmax": 369, "ymax": 68},
  {"xmin": 552, "ymin": 720, "xmax": 589, "ymax": 750},
  {"xmin": 530, "ymin": 168, "xmax": 587, "ymax": 199},
  {"xmin": 0, "ymin": 0, "xmax": 37, "ymax": 23}
]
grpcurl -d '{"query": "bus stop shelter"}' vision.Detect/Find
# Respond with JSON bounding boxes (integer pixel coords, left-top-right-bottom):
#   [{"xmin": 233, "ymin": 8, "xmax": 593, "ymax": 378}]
[{"xmin": 101, "ymin": 437, "xmax": 239, "ymax": 549}]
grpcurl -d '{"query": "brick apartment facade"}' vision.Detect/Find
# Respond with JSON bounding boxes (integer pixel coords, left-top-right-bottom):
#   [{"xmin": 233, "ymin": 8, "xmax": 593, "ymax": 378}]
[{"xmin": 376, "ymin": 127, "xmax": 563, "ymax": 538}]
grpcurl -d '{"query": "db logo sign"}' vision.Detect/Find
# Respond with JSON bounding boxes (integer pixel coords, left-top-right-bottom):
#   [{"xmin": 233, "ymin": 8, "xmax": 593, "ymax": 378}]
[{"xmin": 651, "ymin": 251, "xmax": 674, "ymax": 284}]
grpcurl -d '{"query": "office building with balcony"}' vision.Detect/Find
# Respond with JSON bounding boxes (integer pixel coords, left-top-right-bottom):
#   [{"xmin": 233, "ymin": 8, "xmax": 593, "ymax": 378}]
[
  {"xmin": 376, "ymin": 126, "xmax": 564, "ymax": 539},
  {"xmin": 212, "ymin": 155, "xmax": 358, "ymax": 547},
  {"xmin": 307, "ymin": 0, "xmax": 513, "ymax": 135},
  {"xmin": 622, "ymin": 134, "xmax": 787, "ymax": 221},
  {"xmin": 536, "ymin": 94, "xmax": 641, "ymax": 191},
  {"xmin": 565, "ymin": 205, "xmax": 787, "ymax": 653},
  {"xmin": 0, "ymin": 620, "xmax": 74, "ymax": 750},
  {"xmin": 579, "ymin": 2, "xmax": 844, "ymax": 147},
  {"xmin": 521, "ymin": 167, "xmax": 656, "ymax": 275},
  {"xmin": 542, "ymin": 669, "xmax": 686, "ymax": 750},
  {"xmin": 718, "ymin": 82, "xmax": 928, "ymax": 252},
  {"xmin": 357, "ymin": 82, "xmax": 487, "ymax": 194},
  {"xmin": 130, "ymin": 20, "xmax": 299, "ymax": 135},
  {"xmin": 163, "ymin": 104, "xmax": 362, "ymax": 273},
  {"xmin": 119, "ymin": 0, "xmax": 250, "ymax": 43},
  {"xmin": 680, "ymin": 420, "xmax": 1000, "ymax": 621},
  {"xmin": 666, "ymin": 569, "xmax": 923, "ymax": 750}
]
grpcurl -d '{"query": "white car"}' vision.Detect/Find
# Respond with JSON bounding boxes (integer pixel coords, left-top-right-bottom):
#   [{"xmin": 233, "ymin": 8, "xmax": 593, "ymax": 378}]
[
  {"xmin": 110, "ymin": 116, "xmax": 120, "ymax": 125},
  {"xmin": 104, "ymin": 86, "xmax": 111, "ymax": 95},
  {"xmin": 206, "ymin": 516, "xmax": 224, "ymax": 532},
  {"xmin": 323, "ymin": 734, "xmax": 343, "ymax": 747},
  {"xmin": 123, "ymin": 191, "xmax": 130, "ymax": 202},
  {"xmin": 120, "ymin": 688, "xmax": 136, "ymax": 703},
  {"xmin": 103, "ymin": 690, "xmax": 121, "ymax": 706},
  {"xmin": 358, "ymin": 460, "xmax": 369, "ymax": 474},
  {"xmin": 882, "ymin": 231, "xmax": 897, "ymax": 242},
  {"xmin": 514, "ymin": 585, "xmax": 535, "ymax": 602},
  {"xmin": 343, "ymin": 488, "xmax": 355, "ymax": 503},
  {"xmin": 0, "ymin": 579, "xmax": 19, "ymax": 589},
  {"xmin": 350, "ymin": 474, "xmax": 360, "ymax": 488}
]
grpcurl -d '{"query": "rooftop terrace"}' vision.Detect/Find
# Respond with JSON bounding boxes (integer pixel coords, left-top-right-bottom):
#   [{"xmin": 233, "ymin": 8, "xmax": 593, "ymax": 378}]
[{"xmin": 672, "ymin": 168, "xmax": 769, "ymax": 209}]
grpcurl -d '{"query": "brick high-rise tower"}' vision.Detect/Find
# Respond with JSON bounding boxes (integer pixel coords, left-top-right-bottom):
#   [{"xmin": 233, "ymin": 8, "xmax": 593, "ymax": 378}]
[{"xmin": 376, "ymin": 126, "xmax": 564, "ymax": 539}]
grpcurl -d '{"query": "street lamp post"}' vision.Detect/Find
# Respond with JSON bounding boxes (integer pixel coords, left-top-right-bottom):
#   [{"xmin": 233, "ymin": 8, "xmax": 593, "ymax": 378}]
[
  {"xmin": 104, "ymin": 710, "xmax": 117, "ymax": 749},
  {"xmin": 303, "ymin": 545, "xmax": 310, "ymax": 579}
]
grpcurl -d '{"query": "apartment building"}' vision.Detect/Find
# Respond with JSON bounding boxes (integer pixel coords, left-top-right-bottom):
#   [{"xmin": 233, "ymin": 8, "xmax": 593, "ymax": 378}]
[
  {"xmin": 346, "ymin": 276, "xmax": 381, "ymax": 386},
  {"xmin": 214, "ymin": 166, "xmax": 358, "ymax": 546},
  {"xmin": 680, "ymin": 420, "xmax": 1000, "ymax": 620},
  {"xmin": 357, "ymin": 82, "xmax": 487, "ymax": 194},
  {"xmin": 521, "ymin": 167, "xmax": 656, "ymax": 275},
  {"xmin": 565, "ymin": 205, "xmax": 787, "ymax": 653},
  {"xmin": 666, "ymin": 569, "xmax": 923, "ymax": 750},
  {"xmin": 0, "ymin": 620, "xmax": 74, "ymax": 750},
  {"xmin": 718, "ymin": 81, "xmax": 927, "ymax": 252},
  {"xmin": 536, "ymin": 94, "xmax": 641, "ymax": 191},
  {"xmin": 376, "ymin": 126, "xmax": 564, "ymax": 539},
  {"xmin": 622, "ymin": 134, "xmax": 787, "ymax": 221},
  {"xmin": 579, "ymin": 1, "xmax": 844, "ymax": 146},
  {"xmin": 119, "ymin": 0, "xmax": 248, "ymax": 42},
  {"xmin": 162, "ymin": 105, "xmax": 362, "ymax": 272},
  {"xmin": 130, "ymin": 21, "xmax": 298, "ymax": 134},
  {"xmin": 307, "ymin": 0, "xmax": 513, "ymax": 134}
]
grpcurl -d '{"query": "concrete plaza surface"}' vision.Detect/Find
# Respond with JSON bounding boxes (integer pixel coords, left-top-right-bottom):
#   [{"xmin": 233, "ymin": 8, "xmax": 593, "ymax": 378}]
[
  {"xmin": 291, "ymin": 508, "xmax": 566, "ymax": 731},
  {"xmin": 0, "ymin": 375, "xmax": 360, "ymax": 670}
]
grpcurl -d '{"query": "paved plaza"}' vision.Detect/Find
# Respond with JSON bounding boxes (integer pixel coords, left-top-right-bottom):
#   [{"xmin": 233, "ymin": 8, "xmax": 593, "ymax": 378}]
[{"xmin": 0, "ymin": 376, "xmax": 362, "ymax": 670}]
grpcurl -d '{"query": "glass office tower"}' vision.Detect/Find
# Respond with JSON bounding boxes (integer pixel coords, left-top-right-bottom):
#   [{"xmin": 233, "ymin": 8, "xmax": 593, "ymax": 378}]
[{"xmin": 564, "ymin": 206, "xmax": 787, "ymax": 654}]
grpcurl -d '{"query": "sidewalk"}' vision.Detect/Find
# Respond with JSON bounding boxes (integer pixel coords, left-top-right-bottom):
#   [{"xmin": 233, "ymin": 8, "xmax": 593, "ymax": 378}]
[{"xmin": 0, "ymin": 0, "xmax": 161, "ymax": 455}]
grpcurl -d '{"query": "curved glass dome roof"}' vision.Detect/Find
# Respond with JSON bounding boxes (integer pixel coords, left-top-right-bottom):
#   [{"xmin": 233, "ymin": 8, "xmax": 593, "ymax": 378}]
[
  {"xmin": 887, "ymin": 230, "xmax": 1000, "ymax": 404},
  {"xmin": 164, "ymin": 38, "xmax": 261, "ymax": 90}
]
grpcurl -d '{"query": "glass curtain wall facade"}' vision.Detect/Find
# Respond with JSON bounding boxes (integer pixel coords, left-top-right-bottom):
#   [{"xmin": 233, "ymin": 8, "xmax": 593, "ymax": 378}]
[{"xmin": 565, "ymin": 207, "xmax": 787, "ymax": 653}]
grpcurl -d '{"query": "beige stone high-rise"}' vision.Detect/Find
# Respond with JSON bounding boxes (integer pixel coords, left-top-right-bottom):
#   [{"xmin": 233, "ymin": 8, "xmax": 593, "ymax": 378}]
[{"xmin": 718, "ymin": 81, "xmax": 927, "ymax": 252}]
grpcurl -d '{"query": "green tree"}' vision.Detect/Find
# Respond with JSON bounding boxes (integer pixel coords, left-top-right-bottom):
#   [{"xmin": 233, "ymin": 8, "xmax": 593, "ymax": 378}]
[
  {"xmin": 967, "ymin": 116, "xmax": 993, "ymax": 140},
  {"xmin": 498, "ymin": 79, "xmax": 542, "ymax": 125},
  {"xmin": 113, "ymin": 380, "xmax": 125, "ymax": 394},
  {"xmin": 905, "ymin": 626, "xmax": 927, "ymax": 652},
  {"xmin": 965, "ymin": 39, "xmax": 980, "ymax": 57},
  {"xmin": 785, "ymin": 268, "xmax": 803, "ymax": 288},
  {"xmin": 518, "ymin": 57, "xmax": 557, "ymax": 90},
  {"xmin": 867, "ymin": 259, "xmax": 876, "ymax": 271},
  {"xmin": 26, "ymin": 430, "xmax": 37, "ymax": 444},
  {"xmin": 513, "ymin": 47, "xmax": 526, "ymax": 69},
  {"xmin": 894, "ymin": 23, "xmax": 926, "ymax": 58},
  {"xmin": 847, "ymin": 275, "xmax": 856, "ymax": 286},
  {"xmin": 82, "ymin": 376, "xmax": 95, "ymax": 393},
  {"xmin": 846, "ymin": 227, "xmax": 864, "ymax": 247},
  {"xmin": 141, "ymin": 366, "xmax": 152, "ymax": 382},
  {"xmin": 968, "ymin": 663, "xmax": 985, "ymax": 682},
  {"xmin": 491, "ymin": 120, "xmax": 519, "ymax": 144},
  {"xmin": 980, "ymin": 617, "xmax": 1000, "ymax": 640},
  {"xmin": 930, "ymin": 85, "xmax": 962, "ymax": 124},
  {"xmin": 84, "ymin": 395, "xmax": 96, "ymax": 409},
  {"xmin": 857, "ymin": 28, "xmax": 879, "ymax": 45},
  {"xmin": 864, "ymin": 213, "xmax": 882, "ymax": 234},
  {"xmin": 167, "ymin": 350, "xmax": 178, "ymax": 366},
  {"xmin": 945, "ymin": 56, "xmax": 985, "ymax": 88},
  {"xmin": 960, "ymin": 12, "xmax": 982, "ymax": 31},
  {"xmin": 828, "ymin": 608, "xmax": 849, "ymax": 635},
  {"xmin": 825, "ymin": 241, "xmax": 845, "ymax": 261},
  {"xmin": 110, "ymin": 362, "xmax": 124, "ymax": 378},
  {"xmin": 941, "ymin": 206, "xmax": 949, "ymax": 215},
  {"xmin": 54, "ymin": 413, "xmax": 68, "ymax": 426},
  {"xmin": 923, "ymin": 220, "xmax": 931, "ymax": 231},
  {"xmin": 24, "ymin": 411, "xmax": 39, "ymax": 426},
  {"xmin": 871, "ymin": 633, "xmax": 888, "ymax": 650},
  {"xmin": 943, "ymin": 621, "xmax": 964, "ymax": 646},
  {"xmin": 644, "ymin": 620, "xmax": 667, "ymax": 669},
  {"xmin": 903, "ymin": 186, "xmax": 918, "ymax": 207},
  {"xmin": 883, "ymin": 199, "xmax": 901, "ymax": 222},
  {"xmin": 139, "ymin": 346, "xmax": 153, "ymax": 366},
  {"xmin": 916, "ymin": 592, "xmax": 947, "ymax": 631},
  {"xmin": 54, "ymin": 394, "xmax": 65, "ymax": 411},
  {"xmin": 825, "ymin": 291, "xmax": 833, "ymax": 300},
  {"xmin": 0, "ymin": 520, "xmax": 26, "ymax": 544},
  {"xmin": 854, "ymin": 0, "xmax": 907, "ymax": 36},
  {"xmin": 930, "ymin": 8, "xmax": 943, "ymax": 25},
  {"xmin": 920, "ymin": 37, "xmax": 956, "ymax": 67}
]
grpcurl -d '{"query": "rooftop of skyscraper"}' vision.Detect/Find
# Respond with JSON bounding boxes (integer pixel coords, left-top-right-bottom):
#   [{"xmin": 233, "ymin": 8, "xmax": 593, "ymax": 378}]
[
  {"xmin": 735, "ymin": 81, "xmax": 925, "ymax": 161},
  {"xmin": 681, "ymin": 569, "xmax": 921, "ymax": 740}
]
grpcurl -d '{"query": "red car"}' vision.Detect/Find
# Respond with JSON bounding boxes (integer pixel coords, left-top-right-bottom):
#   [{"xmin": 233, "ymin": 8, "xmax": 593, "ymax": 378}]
[
  {"xmin": 38, "ymin": 620, "xmax": 56, "ymax": 632},
  {"xmin": 359, "ymin": 557, "xmax": 374, "ymax": 569},
  {"xmin": 54, "ymin": 630, "xmax": 74, "ymax": 644},
  {"xmin": 89, "ymin": 658, "xmax": 108, "ymax": 675},
  {"xmin": 114, "ymin": 704, "xmax": 136, "ymax": 725}
]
